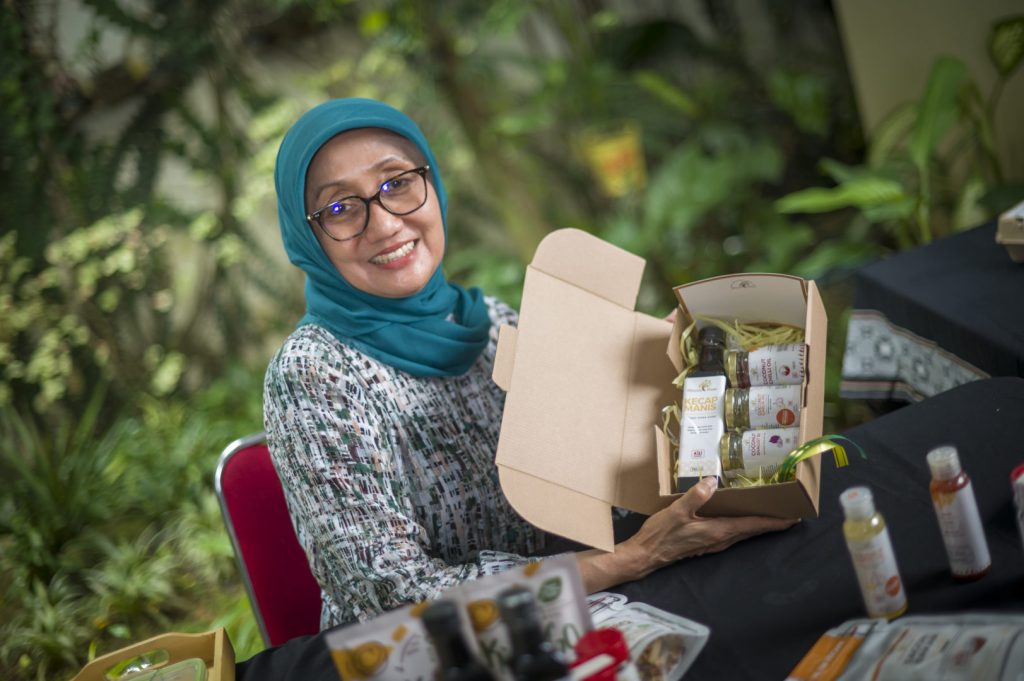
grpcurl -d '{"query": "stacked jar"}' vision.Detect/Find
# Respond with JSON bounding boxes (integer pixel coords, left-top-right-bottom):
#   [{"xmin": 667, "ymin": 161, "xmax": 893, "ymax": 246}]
[{"xmin": 715, "ymin": 339, "xmax": 808, "ymax": 481}]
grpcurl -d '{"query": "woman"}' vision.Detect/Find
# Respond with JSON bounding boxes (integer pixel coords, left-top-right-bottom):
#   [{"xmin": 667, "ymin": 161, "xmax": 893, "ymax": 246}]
[{"xmin": 264, "ymin": 98, "xmax": 796, "ymax": 629}]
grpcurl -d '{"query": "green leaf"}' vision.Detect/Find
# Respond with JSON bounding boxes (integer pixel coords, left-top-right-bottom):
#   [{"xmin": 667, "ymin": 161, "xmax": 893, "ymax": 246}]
[
  {"xmin": 867, "ymin": 103, "xmax": 917, "ymax": 167},
  {"xmin": 775, "ymin": 176, "xmax": 906, "ymax": 214},
  {"xmin": 818, "ymin": 158, "xmax": 864, "ymax": 184},
  {"xmin": 633, "ymin": 70, "xmax": 700, "ymax": 117},
  {"xmin": 908, "ymin": 57, "xmax": 968, "ymax": 172},
  {"xmin": 767, "ymin": 68, "xmax": 830, "ymax": 137},
  {"xmin": 988, "ymin": 16, "xmax": 1024, "ymax": 77}
]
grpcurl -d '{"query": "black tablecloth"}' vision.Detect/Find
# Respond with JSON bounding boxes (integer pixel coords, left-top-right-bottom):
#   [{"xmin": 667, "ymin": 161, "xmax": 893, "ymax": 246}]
[
  {"xmin": 841, "ymin": 222, "xmax": 1024, "ymax": 401},
  {"xmin": 237, "ymin": 377, "xmax": 1024, "ymax": 681}
]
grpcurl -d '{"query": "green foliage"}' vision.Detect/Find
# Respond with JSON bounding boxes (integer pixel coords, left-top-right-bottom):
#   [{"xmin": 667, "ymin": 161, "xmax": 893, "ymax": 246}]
[
  {"xmin": 0, "ymin": 371, "xmax": 265, "ymax": 680},
  {"xmin": 777, "ymin": 16, "xmax": 1024, "ymax": 248}
]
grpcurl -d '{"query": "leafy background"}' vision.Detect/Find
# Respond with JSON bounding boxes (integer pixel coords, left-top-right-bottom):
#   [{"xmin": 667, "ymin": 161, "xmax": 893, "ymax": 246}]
[{"xmin": 1, "ymin": 1, "xmax": 1022, "ymax": 679}]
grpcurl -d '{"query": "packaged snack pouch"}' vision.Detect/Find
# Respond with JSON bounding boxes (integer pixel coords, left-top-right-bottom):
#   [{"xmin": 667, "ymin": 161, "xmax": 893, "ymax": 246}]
[
  {"xmin": 456, "ymin": 554, "xmax": 591, "ymax": 679},
  {"xmin": 787, "ymin": 614, "xmax": 1024, "ymax": 681},
  {"xmin": 587, "ymin": 593, "xmax": 710, "ymax": 681},
  {"xmin": 326, "ymin": 601, "xmax": 455, "ymax": 681}
]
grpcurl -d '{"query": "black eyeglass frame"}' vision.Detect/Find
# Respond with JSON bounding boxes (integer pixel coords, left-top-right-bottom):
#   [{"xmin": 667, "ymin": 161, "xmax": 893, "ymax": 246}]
[{"xmin": 305, "ymin": 165, "xmax": 431, "ymax": 242}]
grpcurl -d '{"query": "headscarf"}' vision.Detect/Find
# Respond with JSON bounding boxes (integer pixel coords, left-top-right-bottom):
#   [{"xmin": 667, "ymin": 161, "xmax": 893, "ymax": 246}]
[{"xmin": 274, "ymin": 98, "xmax": 491, "ymax": 377}]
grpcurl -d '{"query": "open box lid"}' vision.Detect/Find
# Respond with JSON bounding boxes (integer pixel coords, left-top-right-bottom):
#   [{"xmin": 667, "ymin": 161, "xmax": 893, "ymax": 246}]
[{"xmin": 492, "ymin": 229, "xmax": 680, "ymax": 551}]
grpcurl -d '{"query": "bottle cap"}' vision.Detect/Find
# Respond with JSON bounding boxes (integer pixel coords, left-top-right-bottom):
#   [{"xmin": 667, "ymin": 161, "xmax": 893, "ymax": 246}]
[
  {"xmin": 699, "ymin": 326, "xmax": 725, "ymax": 345},
  {"xmin": 572, "ymin": 629, "xmax": 629, "ymax": 681},
  {"xmin": 839, "ymin": 486, "xmax": 875, "ymax": 520},
  {"xmin": 421, "ymin": 599, "xmax": 461, "ymax": 638},
  {"xmin": 926, "ymin": 445, "xmax": 961, "ymax": 481}
]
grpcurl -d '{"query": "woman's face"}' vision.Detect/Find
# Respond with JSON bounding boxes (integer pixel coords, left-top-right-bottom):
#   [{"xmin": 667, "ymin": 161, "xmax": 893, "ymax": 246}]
[{"xmin": 304, "ymin": 128, "xmax": 445, "ymax": 299}]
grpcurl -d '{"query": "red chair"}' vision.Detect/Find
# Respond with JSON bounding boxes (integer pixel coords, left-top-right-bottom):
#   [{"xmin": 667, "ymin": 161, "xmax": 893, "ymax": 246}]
[{"xmin": 215, "ymin": 433, "xmax": 322, "ymax": 647}]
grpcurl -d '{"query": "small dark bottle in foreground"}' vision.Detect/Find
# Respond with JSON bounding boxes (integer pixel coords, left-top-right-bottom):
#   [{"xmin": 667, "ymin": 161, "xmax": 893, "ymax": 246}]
[
  {"xmin": 497, "ymin": 585, "xmax": 571, "ymax": 681},
  {"xmin": 421, "ymin": 600, "xmax": 497, "ymax": 681}
]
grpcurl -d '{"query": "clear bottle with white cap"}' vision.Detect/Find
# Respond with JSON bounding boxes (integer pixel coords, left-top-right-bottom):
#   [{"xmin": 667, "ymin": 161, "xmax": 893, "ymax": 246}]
[
  {"xmin": 840, "ymin": 486, "xmax": 907, "ymax": 620},
  {"xmin": 927, "ymin": 445, "xmax": 991, "ymax": 580}
]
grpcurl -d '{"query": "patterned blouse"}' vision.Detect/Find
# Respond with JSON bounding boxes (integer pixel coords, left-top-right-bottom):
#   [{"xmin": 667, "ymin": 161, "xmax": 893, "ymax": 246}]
[{"xmin": 263, "ymin": 297, "xmax": 546, "ymax": 629}]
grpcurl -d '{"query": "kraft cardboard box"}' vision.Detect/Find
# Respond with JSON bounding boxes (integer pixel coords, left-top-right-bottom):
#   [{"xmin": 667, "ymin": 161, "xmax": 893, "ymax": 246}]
[
  {"xmin": 72, "ymin": 629, "xmax": 234, "ymax": 681},
  {"xmin": 493, "ymin": 228, "xmax": 825, "ymax": 552}
]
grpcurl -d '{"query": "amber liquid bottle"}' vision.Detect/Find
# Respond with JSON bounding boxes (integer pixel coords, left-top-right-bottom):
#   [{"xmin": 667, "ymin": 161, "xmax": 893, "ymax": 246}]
[{"xmin": 927, "ymin": 445, "xmax": 991, "ymax": 581}]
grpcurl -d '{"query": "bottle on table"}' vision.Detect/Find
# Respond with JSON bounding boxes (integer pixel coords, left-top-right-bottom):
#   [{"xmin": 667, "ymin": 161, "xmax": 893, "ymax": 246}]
[
  {"xmin": 421, "ymin": 599, "xmax": 497, "ymax": 681},
  {"xmin": 725, "ymin": 343, "xmax": 806, "ymax": 389},
  {"xmin": 839, "ymin": 486, "xmax": 908, "ymax": 621},
  {"xmin": 496, "ymin": 585, "xmax": 571, "ymax": 681},
  {"xmin": 927, "ymin": 445, "xmax": 991, "ymax": 581}
]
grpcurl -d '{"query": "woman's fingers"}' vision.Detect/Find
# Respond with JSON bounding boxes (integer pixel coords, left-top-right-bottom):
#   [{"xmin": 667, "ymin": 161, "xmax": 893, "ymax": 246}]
[{"xmin": 670, "ymin": 476, "xmax": 718, "ymax": 518}]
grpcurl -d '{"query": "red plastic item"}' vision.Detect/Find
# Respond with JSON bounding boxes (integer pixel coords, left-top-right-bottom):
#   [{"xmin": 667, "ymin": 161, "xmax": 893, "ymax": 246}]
[{"xmin": 571, "ymin": 628, "xmax": 631, "ymax": 681}]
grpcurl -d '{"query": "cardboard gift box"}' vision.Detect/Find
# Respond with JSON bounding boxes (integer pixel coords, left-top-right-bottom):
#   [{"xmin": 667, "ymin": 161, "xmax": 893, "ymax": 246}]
[
  {"xmin": 493, "ymin": 228, "xmax": 826, "ymax": 552},
  {"xmin": 72, "ymin": 629, "xmax": 234, "ymax": 681},
  {"xmin": 997, "ymin": 199, "xmax": 1024, "ymax": 263}
]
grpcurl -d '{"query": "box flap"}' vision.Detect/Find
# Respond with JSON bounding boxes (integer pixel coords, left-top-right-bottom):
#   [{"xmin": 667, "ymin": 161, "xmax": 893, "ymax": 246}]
[
  {"xmin": 498, "ymin": 465, "xmax": 616, "ymax": 551},
  {"xmin": 674, "ymin": 274, "xmax": 807, "ymax": 327},
  {"xmin": 530, "ymin": 228, "xmax": 645, "ymax": 309},
  {"xmin": 493, "ymin": 325, "xmax": 517, "ymax": 391},
  {"xmin": 495, "ymin": 229, "xmax": 659, "ymax": 549},
  {"xmin": 616, "ymin": 312, "xmax": 681, "ymax": 516}
]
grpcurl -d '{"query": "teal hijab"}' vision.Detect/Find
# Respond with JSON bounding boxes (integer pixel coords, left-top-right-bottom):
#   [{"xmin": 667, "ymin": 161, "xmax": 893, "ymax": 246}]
[{"xmin": 275, "ymin": 98, "xmax": 490, "ymax": 377}]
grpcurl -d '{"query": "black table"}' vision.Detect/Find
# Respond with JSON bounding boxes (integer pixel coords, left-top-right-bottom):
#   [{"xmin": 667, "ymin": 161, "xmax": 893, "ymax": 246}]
[
  {"xmin": 840, "ymin": 222, "xmax": 1024, "ymax": 402},
  {"xmin": 237, "ymin": 377, "xmax": 1024, "ymax": 681}
]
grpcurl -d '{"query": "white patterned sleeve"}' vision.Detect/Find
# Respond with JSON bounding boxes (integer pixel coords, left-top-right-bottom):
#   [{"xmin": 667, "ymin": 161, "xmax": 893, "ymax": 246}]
[{"xmin": 263, "ymin": 341, "xmax": 528, "ymax": 626}]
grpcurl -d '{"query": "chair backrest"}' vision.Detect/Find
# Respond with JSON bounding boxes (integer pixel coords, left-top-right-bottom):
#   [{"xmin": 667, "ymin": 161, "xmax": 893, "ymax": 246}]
[{"xmin": 215, "ymin": 433, "xmax": 321, "ymax": 647}]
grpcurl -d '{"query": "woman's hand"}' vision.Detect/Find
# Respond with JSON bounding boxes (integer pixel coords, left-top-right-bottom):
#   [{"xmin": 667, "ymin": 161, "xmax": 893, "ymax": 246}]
[{"xmin": 576, "ymin": 477, "xmax": 798, "ymax": 591}]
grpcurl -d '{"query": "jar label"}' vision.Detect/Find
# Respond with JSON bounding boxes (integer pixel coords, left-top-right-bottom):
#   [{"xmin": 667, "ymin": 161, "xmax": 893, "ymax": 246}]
[
  {"xmin": 846, "ymin": 528, "xmax": 907, "ymax": 619},
  {"xmin": 736, "ymin": 427, "xmax": 801, "ymax": 478},
  {"xmin": 746, "ymin": 385, "xmax": 802, "ymax": 429},
  {"xmin": 746, "ymin": 343, "xmax": 806, "ymax": 387},
  {"xmin": 932, "ymin": 481, "xmax": 991, "ymax": 576}
]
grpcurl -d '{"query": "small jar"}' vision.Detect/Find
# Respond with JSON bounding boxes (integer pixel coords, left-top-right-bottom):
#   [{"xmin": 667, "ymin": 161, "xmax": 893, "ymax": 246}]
[
  {"xmin": 725, "ymin": 343, "xmax": 806, "ymax": 389},
  {"xmin": 719, "ymin": 427, "xmax": 801, "ymax": 479},
  {"xmin": 724, "ymin": 385, "xmax": 802, "ymax": 430}
]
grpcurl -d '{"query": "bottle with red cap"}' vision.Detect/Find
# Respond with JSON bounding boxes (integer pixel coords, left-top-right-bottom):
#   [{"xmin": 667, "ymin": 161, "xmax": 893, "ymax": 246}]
[
  {"xmin": 1013, "ymin": 463, "xmax": 1024, "ymax": 553},
  {"xmin": 927, "ymin": 445, "xmax": 990, "ymax": 581}
]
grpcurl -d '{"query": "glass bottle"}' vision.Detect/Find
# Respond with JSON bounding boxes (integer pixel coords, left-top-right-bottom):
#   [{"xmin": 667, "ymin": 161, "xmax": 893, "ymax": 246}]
[
  {"xmin": 697, "ymin": 326, "xmax": 726, "ymax": 374},
  {"xmin": 718, "ymin": 427, "xmax": 801, "ymax": 479},
  {"xmin": 840, "ymin": 486, "xmax": 907, "ymax": 620},
  {"xmin": 497, "ymin": 586, "xmax": 570, "ymax": 681},
  {"xmin": 725, "ymin": 343, "xmax": 806, "ymax": 389},
  {"xmin": 724, "ymin": 385, "xmax": 802, "ymax": 430},
  {"xmin": 422, "ymin": 600, "xmax": 497, "ymax": 681},
  {"xmin": 927, "ymin": 445, "xmax": 990, "ymax": 580}
]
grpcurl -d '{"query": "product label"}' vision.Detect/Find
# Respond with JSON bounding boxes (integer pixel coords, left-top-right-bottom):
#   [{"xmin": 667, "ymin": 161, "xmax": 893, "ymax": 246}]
[
  {"xmin": 846, "ymin": 528, "xmax": 906, "ymax": 619},
  {"xmin": 746, "ymin": 385, "xmax": 802, "ymax": 429},
  {"xmin": 678, "ymin": 375, "xmax": 726, "ymax": 480},
  {"xmin": 932, "ymin": 482, "xmax": 991, "ymax": 576},
  {"xmin": 746, "ymin": 343, "xmax": 806, "ymax": 387},
  {"xmin": 733, "ymin": 427, "xmax": 801, "ymax": 479}
]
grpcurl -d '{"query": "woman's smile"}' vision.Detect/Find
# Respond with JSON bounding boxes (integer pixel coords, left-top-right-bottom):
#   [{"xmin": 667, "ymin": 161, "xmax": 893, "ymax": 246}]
[{"xmin": 369, "ymin": 238, "xmax": 418, "ymax": 267}]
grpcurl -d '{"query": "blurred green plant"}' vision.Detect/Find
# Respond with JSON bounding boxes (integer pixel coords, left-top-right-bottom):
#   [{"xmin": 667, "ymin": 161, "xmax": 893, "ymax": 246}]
[
  {"xmin": 776, "ymin": 16, "xmax": 1024, "ymax": 248},
  {"xmin": 0, "ymin": 370, "xmax": 265, "ymax": 680}
]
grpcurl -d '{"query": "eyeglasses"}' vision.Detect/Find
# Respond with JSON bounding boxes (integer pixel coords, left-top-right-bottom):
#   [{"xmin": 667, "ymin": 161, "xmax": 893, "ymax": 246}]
[{"xmin": 306, "ymin": 165, "xmax": 431, "ymax": 241}]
